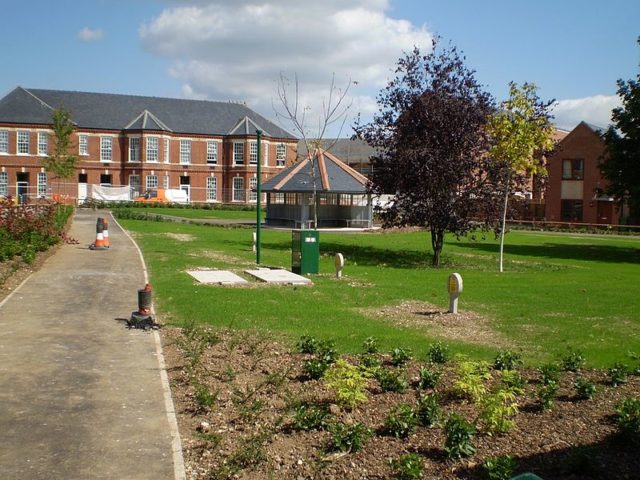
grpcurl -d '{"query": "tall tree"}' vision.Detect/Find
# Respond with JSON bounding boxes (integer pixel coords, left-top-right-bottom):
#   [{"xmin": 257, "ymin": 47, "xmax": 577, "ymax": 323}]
[
  {"xmin": 487, "ymin": 82, "xmax": 555, "ymax": 272},
  {"xmin": 42, "ymin": 108, "xmax": 79, "ymax": 197},
  {"xmin": 600, "ymin": 37, "xmax": 640, "ymax": 223},
  {"xmin": 355, "ymin": 41, "xmax": 500, "ymax": 266}
]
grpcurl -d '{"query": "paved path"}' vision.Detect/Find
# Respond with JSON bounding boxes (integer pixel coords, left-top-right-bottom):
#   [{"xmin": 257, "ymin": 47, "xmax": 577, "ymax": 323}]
[{"xmin": 0, "ymin": 209, "xmax": 183, "ymax": 480}]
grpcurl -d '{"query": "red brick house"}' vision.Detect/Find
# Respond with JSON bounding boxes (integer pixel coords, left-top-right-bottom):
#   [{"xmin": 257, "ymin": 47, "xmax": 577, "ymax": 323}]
[
  {"xmin": 544, "ymin": 121, "xmax": 619, "ymax": 224},
  {"xmin": 0, "ymin": 87, "xmax": 297, "ymax": 203}
]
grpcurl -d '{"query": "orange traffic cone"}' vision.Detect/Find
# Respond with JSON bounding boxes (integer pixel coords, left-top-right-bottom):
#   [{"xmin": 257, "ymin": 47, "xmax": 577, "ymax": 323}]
[
  {"xmin": 90, "ymin": 218, "xmax": 108, "ymax": 250},
  {"xmin": 103, "ymin": 219, "xmax": 110, "ymax": 248}
]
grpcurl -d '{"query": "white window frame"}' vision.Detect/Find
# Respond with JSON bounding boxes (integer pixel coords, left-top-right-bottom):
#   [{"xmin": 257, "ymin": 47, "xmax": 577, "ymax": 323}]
[
  {"xmin": 146, "ymin": 136, "xmax": 159, "ymax": 163},
  {"xmin": 79, "ymin": 134, "xmax": 89, "ymax": 156},
  {"xmin": 146, "ymin": 174, "xmax": 158, "ymax": 190},
  {"xmin": 249, "ymin": 176, "xmax": 257, "ymax": 202},
  {"xmin": 100, "ymin": 137, "xmax": 112, "ymax": 162},
  {"xmin": 180, "ymin": 139, "xmax": 191, "ymax": 165},
  {"xmin": 232, "ymin": 177, "xmax": 244, "ymax": 202},
  {"xmin": 206, "ymin": 140, "xmax": 218, "ymax": 165},
  {"xmin": 163, "ymin": 174, "xmax": 169, "ymax": 189},
  {"xmin": 37, "ymin": 172, "xmax": 47, "ymax": 198},
  {"xmin": 206, "ymin": 176, "xmax": 217, "ymax": 202},
  {"xmin": 276, "ymin": 143, "xmax": 286, "ymax": 167},
  {"xmin": 17, "ymin": 131, "xmax": 29, "ymax": 155},
  {"xmin": 233, "ymin": 142, "xmax": 244, "ymax": 165},
  {"xmin": 37, "ymin": 132, "xmax": 48, "ymax": 156},
  {"xmin": 0, "ymin": 172, "xmax": 8, "ymax": 196},
  {"xmin": 263, "ymin": 141, "xmax": 269, "ymax": 166},
  {"xmin": 129, "ymin": 137, "xmax": 140, "ymax": 162},
  {"xmin": 249, "ymin": 141, "xmax": 258, "ymax": 165},
  {"xmin": 0, "ymin": 130, "xmax": 8, "ymax": 154},
  {"xmin": 164, "ymin": 138, "xmax": 170, "ymax": 163}
]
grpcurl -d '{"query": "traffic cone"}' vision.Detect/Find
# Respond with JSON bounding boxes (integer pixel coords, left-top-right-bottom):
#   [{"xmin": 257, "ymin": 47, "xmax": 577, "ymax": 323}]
[
  {"xmin": 103, "ymin": 219, "xmax": 110, "ymax": 248},
  {"xmin": 89, "ymin": 218, "xmax": 108, "ymax": 250}
]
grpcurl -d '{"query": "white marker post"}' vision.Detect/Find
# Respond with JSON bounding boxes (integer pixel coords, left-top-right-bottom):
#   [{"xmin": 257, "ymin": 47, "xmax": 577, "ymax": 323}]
[
  {"xmin": 448, "ymin": 273, "xmax": 463, "ymax": 314},
  {"xmin": 335, "ymin": 253, "xmax": 345, "ymax": 279},
  {"xmin": 252, "ymin": 232, "xmax": 257, "ymax": 253}
]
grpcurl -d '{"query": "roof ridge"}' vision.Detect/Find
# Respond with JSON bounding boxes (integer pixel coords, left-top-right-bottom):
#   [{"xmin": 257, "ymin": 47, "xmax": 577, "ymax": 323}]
[
  {"xmin": 228, "ymin": 115, "xmax": 271, "ymax": 136},
  {"xmin": 21, "ymin": 87, "xmax": 56, "ymax": 113},
  {"xmin": 321, "ymin": 148, "xmax": 368, "ymax": 185}
]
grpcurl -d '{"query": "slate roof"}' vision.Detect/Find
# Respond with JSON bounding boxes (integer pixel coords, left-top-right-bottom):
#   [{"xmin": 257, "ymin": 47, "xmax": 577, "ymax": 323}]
[
  {"xmin": 0, "ymin": 87, "xmax": 295, "ymax": 138},
  {"xmin": 262, "ymin": 148, "xmax": 368, "ymax": 194},
  {"xmin": 297, "ymin": 138, "xmax": 377, "ymax": 164}
]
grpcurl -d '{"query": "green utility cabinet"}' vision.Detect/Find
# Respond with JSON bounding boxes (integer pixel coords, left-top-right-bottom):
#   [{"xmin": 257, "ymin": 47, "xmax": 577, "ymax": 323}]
[{"xmin": 292, "ymin": 229, "xmax": 320, "ymax": 274}]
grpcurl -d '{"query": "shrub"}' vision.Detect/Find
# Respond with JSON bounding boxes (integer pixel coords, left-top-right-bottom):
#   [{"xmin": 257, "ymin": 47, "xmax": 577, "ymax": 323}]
[
  {"xmin": 479, "ymin": 389, "xmax": 519, "ymax": 434},
  {"xmin": 389, "ymin": 453, "xmax": 424, "ymax": 480},
  {"xmin": 324, "ymin": 359, "xmax": 372, "ymax": 411},
  {"xmin": 303, "ymin": 359, "xmax": 330, "ymax": 380},
  {"xmin": 375, "ymin": 367, "xmax": 409, "ymax": 393},
  {"xmin": 362, "ymin": 336, "xmax": 379, "ymax": 354},
  {"xmin": 453, "ymin": 361, "xmax": 491, "ymax": 402},
  {"xmin": 384, "ymin": 403, "xmax": 419, "ymax": 438},
  {"xmin": 538, "ymin": 363, "xmax": 561, "ymax": 385},
  {"xmin": 483, "ymin": 455, "xmax": 517, "ymax": 480},
  {"xmin": 444, "ymin": 413, "xmax": 476, "ymax": 459},
  {"xmin": 609, "ymin": 362, "xmax": 629, "ymax": 387},
  {"xmin": 536, "ymin": 381, "xmax": 559, "ymax": 411},
  {"xmin": 417, "ymin": 366, "xmax": 441, "ymax": 390},
  {"xmin": 574, "ymin": 378, "xmax": 597, "ymax": 400},
  {"xmin": 416, "ymin": 393, "xmax": 441, "ymax": 427},
  {"xmin": 499, "ymin": 369, "xmax": 526, "ymax": 394},
  {"xmin": 297, "ymin": 335, "xmax": 319, "ymax": 354},
  {"xmin": 316, "ymin": 340, "xmax": 338, "ymax": 364},
  {"xmin": 390, "ymin": 347, "xmax": 413, "ymax": 367},
  {"xmin": 326, "ymin": 422, "xmax": 371, "ymax": 453},
  {"xmin": 292, "ymin": 403, "xmax": 330, "ymax": 431},
  {"xmin": 493, "ymin": 350, "xmax": 523, "ymax": 371},
  {"xmin": 615, "ymin": 397, "xmax": 640, "ymax": 440},
  {"xmin": 427, "ymin": 341, "xmax": 451, "ymax": 364},
  {"xmin": 560, "ymin": 348, "xmax": 586, "ymax": 372},
  {"xmin": 359, "ymin": 352, "xmax": 381, "ymax": 369}
]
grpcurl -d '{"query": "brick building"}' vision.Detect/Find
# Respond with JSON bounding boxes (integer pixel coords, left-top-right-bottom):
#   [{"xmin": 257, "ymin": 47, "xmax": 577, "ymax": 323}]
[
  {"xmin": 545, "ymin": 121, "xmax": 620, "ymax": 224},
  {"xmin": 0, "ymin": 87, "xmax": 298, "ymax": 203}
]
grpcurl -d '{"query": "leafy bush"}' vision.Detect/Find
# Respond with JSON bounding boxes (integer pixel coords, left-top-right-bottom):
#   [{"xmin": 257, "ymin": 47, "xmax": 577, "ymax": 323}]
[
  {"xmin": 427, "ymin": 341, "xmax": 451, "ymax": 364},
  {"xmin": 416, "ymin": 393, "xmax": 441, "ymax": 427},
  {"xmin": 375, "ymin": 367, "xmax": 409, "ymax": 393},
  {"xmin": 538, "ymin": 363, "xmax": 561, "ymax": 385},
  {"xmin": 324, "ymin": 359, "xmax": 372, "ymax": 410},
  {"xmin": 499, "ymin": 369, "xmax": 526, "ymax": 394},
  {"xmin": 359, "ymin": 352, "xmax": 381, "ymax": 369},
  {"xmin": 362, "ymin": 336, "xmax": 379, "ymax": 354},
  {"xmin": 483, "ymin": 455, "xmax": 517, "ymax": 480},
  {"xmin": 297, "ymin": 335, "xmax": 319, "ymax": 354},
  {"xmin": 479, "ymin": 389, "xmax": 519, "ymax": 434},
  {"xmin": 560, "ymin": 348, "xmax": 586, "ymax": 372},
  {"xmin": 384, "ymin": 403, "xmax": 419, "ymax": 438},
  {"xmin": 303, "ymin": 359, "xmax": 330, "ymax": 380},
  {"xmin": 444, "ymin": 413, "xmax": 476, "ymax": 459},
  {"xmin": 326, "ymin": 422, "xmax": 371, "ymax": 453},
  {"xmin": 417, "ymin": 366, "xmax": 441, "ymax": 390},
  {"xmin": 316, "ymin": 340, "xmax": 338, "ymax": 364},
  {"xmin": 453, "ymin": 361, "xmax": 491, "ymax": 402},
  {"xmin": 574, "ymin": 378, "xmax": 597, "ymax": 400},
  {"xmin": 292, "ymin": 403, "xmax": 330, "ymax": 431},
  {"xmin": 536, "ymin": 381, "xmax": 559, "ymax": 411},
  {"xmin": 609, "ymin": 362, "xmax": 629, "ymax": 387},
  {"xmin": 389, "ymin": 453, "xmax": 424, "ymax": 480},
  {"xmin": 390, "ymin": 347, "xmax": 413, "ymax": 367},
  {"xmin": 493, "ymin": 350, "xmax": 523, "ymax": 371},
  {"xmin": 615, "ymin": 397, "xmax": 640, "ymax": 440}
]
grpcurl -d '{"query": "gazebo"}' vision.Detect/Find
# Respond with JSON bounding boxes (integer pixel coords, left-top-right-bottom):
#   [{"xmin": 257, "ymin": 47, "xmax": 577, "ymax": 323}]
[{"xmin": 261, "ymin": 148, "xmax": 373, "ymax": 228}]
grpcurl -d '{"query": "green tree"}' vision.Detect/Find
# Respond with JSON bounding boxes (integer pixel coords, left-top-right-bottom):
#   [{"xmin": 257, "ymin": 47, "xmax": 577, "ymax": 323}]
[
  {"xmin": 42, "ymin": 108, "xmax": 78, "ymax": 196},
  {"xmin": 487, "ymin": 82, "xmax": 555, "ymax": 272},
  {"xmin": 600, "ymin": 37, "xmax": 640, "ymax": 223}
]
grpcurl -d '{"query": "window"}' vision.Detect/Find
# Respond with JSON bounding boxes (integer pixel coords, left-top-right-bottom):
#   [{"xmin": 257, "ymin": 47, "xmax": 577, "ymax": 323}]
[
  {"xmin": 129, "ymin": 175, "xmax": 141, "ymax": 198},
  {"xmin": 146, "ymin": 174, "xmax": 158, "ymax": 190},
  {"xmin": 207, "ymin": 141, "xmax": 218, "ymax": 164},
  {"xmin": 249, "ymin": 142, "xmax": 258, "ymax": 165},
  {"xmin": 233, "ymin": 142, "xmax": 244, "ymax": 165},
  {"xmin": 180, "ymin": 139, "xmax": 191, "ymax": 164},
  {"xmin": 561, "ymin": 200, "xmax": 583, "ymax": 222},
  {"xmin": 99, "ymin": 174, "xmax": 112, "ymax": 186},
  {"xmin": 129, "ymin": 137, "xmax": 140, "ymax": 162},
  {"xmin": 0, "ymin": 172, "xmax": 8, "ymax": 196},
  {"xmin": 146, "ymin": 136, "xmax": 159, "ymax": 162},
  {"xmin": 100, "ymin": 137, "xmax": 112, "ymax": 162},
  {"xmin": 206, "ymin": 176, "xmax": 217, "ymax": 201},
  {"xmin": 38, "ymin": 132, "xmax": 48, "ymax": 155},
  {"xmin": 249, "ymin": 177, "xmax": 258, "ymax": 201},
  {"xmin": 164, "ymin": 138, "xmax": 170, "ymax": 163},
  {"xmin": 232, "ymin": 177, "xmax": 245, "ymax": 202},
  {"xmin": 79, "ymin": 134, "xmax": 88, "ymax": 156},
  {"xmin": 0, "ymin": 130, "xmax": 8, "ymax": 153},
  {"xmin": 276, "ymin": 143, "xmax": 286, "ymax": 166},
  {"xmin": 263, "ymin": 142, "xmax": 269, "ymax": 165},
  {"xmin": 17, "ymin": 131, "xmax": 29, "ymax": 154},
  {"xmin": 562, "ymin": 159, "xmax": 584, "ymax": 180},
  {"xmin": 37, "ymin": 172, "xmax": 47, "ymax": 197}
]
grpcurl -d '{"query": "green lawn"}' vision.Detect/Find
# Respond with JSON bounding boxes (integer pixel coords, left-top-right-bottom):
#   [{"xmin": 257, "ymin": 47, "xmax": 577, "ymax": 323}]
[
  {"xmin": 119, "ymin": 217, "xmax": 640, "ymax": 367},
  {"xmin": 128, "ymin": 206, "xmax": 260, "ymax": 220}
]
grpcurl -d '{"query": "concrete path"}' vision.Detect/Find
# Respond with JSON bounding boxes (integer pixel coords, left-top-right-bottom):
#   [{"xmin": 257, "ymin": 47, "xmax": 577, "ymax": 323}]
[{"xmin": 0, "ymin": 209, "xmax": 183, "ymax": 480}]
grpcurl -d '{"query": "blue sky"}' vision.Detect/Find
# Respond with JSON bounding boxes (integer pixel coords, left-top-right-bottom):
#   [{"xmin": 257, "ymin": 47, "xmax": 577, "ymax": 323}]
[{"xmin": 1, "ymin": 0, "xmax": 638, "ymax": 136}]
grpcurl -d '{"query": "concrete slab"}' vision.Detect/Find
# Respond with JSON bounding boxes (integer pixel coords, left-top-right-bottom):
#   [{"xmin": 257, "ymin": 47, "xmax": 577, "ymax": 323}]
[
  {"xmin": 245, "ymin": 268, "xmax": 312, "ymax": 285},
  {"xmin": 187, "ymin": 269, "xmax": 249, "ymax": 285}
]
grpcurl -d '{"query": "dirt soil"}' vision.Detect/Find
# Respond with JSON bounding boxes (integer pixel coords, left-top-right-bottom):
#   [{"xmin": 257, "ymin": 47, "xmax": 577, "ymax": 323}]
[{"xmin": 162, "ymin": 327, "xmax": 640, "ymax": 480}]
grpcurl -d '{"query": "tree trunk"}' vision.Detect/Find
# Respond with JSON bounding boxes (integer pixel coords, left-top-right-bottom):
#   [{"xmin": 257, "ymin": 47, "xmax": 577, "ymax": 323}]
[
  {"xmin": 431, "ymin": 227, "xmax": 444, "ymax": 267},
  {"xmin": 498, "ymin": 170, "xmax": 511, "ymax": 273}
]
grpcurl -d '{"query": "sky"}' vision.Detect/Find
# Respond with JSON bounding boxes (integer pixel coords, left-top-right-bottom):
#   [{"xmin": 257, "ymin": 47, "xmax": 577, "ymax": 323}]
[{"xmin": 1, "ymin": 0, "xmax": 638, "ymax": 137}]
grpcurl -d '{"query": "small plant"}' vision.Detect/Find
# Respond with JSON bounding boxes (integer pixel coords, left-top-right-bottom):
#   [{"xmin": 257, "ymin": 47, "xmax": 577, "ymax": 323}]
[
  {"xmin": 194, "ymin": 383, "xmax": 217, "ymax": 410},
  {"xmin": 317, "ymin": 340, "xmax": 338, "ymax": 364},
  {"xmin": 444, "ymin": 413, "xmax": 476, "ymax": 459},
  {"xmin": 303, "ymin": 359, "xmax": 330, "ymax": 380},
  {"xmin": 417, "ymin": 366, "xmax": 441, "ymax": 390},
  {"xmin": 574, "ymin": 378, "xmax": 597, "ymax": 400},
  {"xmin": 493, "ymin": 350, "xmax": 523, "ymax": 371},
  {"xmin": 479, "ymin": 389, "xmax": 519, "ymax": 434},
  {"xmin": 389, "ymin": 453, "xmax": 424, "ymax": 480},
  {"xmin": 536, "ymin": 381, "xmax": 559, "ymax": 411},
  {"xmin": 359, "ymin": 352, "xmax": 382, "ymax": 369},
  {"xmin": 384, "ymin": 403, "xmax": 419, "ymax": 438},
  {"xmin": 560, "ymin": 348, "xmax": 586, "ymax": 372},
  {"xmin": 416, "ymin": 393, "xmax": 441, "ymax": 427},
  {"xmin": 292, "ymin": 403, "xmax": 330, "ymax": 431},
  {"xmin": 538, "ymin": 363, "xmax": 561, "ymax": 385},
  {"xmin": 375, "ymin": 367, "xmax": 409, "ymax": 393},
  {"xmin": 362, "ymin": 336, "xmax": 379, "ymax": 354},
  {"xmin": 427, "ymin": 341, "xmax": 451, "ymax": 364},
  {"xmin": 324, "ymin": 359, "xmax": 372, "ymax": 410},
  {"xmin": 453, "ymin": 361, "xmax": 491, "ymax": 402},
  {"xmin": 615, "ymin": 397, "xmax": 640, "ymax": 440},
  {"xmin": 499, "ymin": 369, "xmax": 526, "ymax": 394},
  {"xmin": 608, "ymin": 362, "xmax": 629, "ymax": 387},
  {"xmin": 483, "ymin": 455, "xmax": 517, "ymax": 480},
  {"xmin": 326, "ymin": 422, "xmax": 371, "ymax": 453},
  {"xmin": 297, "ymin": 335, "xmax": 319, "ymax": 354},
  {"xmin": 390, "ymin": 347, "xmax": 413, "ymax": 367}
]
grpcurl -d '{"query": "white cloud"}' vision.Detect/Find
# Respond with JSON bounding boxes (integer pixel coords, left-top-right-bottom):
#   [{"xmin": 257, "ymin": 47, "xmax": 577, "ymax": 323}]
[
  {"xmin": 78, "ymin": 27, "xmax": 104, "ymax": 42},
  {"xmin": 552, "ymin": 94, "xmax": 620, "ymax": 131},
  {"xmin": 139, "ymin": 0, "xmax": 431, "ymax": 137}
]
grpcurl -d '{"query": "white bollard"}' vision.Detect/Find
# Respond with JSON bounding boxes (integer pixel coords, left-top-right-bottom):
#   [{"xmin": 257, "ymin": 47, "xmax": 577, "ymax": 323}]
[
  {"xmin": 448, "ymin": 273, "xmax": 463, "ymax": 314},
  {"xmin": 335, "ymin": 253, "xmax": 345, "ymax": 279},
  {"xmin": 252, "ymin": 232, "xmax": 257, "ymax": 253}
]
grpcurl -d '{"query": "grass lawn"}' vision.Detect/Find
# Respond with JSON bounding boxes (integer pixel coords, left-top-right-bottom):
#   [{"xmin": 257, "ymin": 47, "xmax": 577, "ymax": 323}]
[
  {"xmin": 119, "ymin": 217, "xmax": 640, "ymax": 367},
  {"xmin": 127, "ymin": 206, "xmax": 260, "ymax": 220}
]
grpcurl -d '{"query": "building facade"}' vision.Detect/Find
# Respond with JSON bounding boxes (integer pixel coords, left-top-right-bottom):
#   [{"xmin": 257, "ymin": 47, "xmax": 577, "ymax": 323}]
[{"xmin": 0, "ymin": 87, "xmax": 298, "ymax": 203}]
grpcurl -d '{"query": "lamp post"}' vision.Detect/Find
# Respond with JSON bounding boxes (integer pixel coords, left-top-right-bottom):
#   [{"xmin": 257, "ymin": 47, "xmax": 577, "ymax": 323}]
[{"xmin": 256, "ymin": 129, "xmax": 262, "ymax": 265}]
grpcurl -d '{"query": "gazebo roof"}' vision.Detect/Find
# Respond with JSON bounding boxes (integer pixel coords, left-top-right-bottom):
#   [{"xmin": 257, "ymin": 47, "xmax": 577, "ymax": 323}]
[{"xmin": 262, "ymin": 148, "xmax": 368, "ymax": 194}]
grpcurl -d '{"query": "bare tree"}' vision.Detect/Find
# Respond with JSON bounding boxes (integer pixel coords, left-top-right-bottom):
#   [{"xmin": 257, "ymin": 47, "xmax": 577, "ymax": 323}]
[{"xmin": 273, "ymin": 73, "xmax": 353, "ymax": 228}]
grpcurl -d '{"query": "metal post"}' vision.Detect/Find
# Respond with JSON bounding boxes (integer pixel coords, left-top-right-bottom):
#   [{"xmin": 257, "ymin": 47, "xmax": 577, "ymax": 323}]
[{"xmin": 256, "ymin": 129, "xmax": 262, "ymax": 265}]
